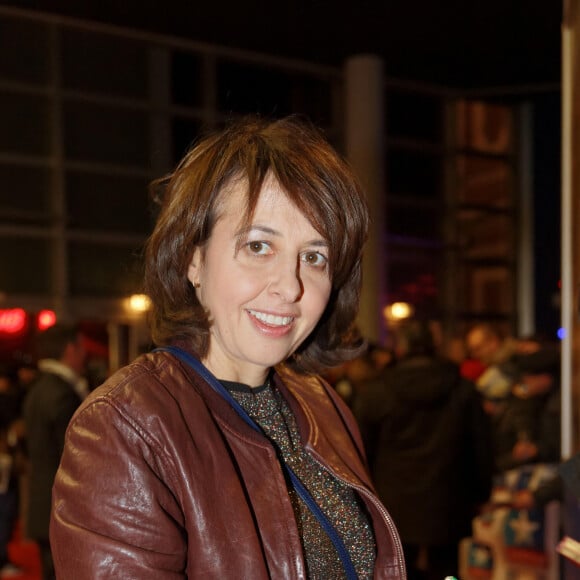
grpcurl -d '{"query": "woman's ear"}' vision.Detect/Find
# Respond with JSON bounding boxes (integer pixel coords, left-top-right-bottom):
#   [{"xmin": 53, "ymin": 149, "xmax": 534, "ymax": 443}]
[{"xmin": 187, "ymin": 247, "xmax": 202, "ymax": 288}]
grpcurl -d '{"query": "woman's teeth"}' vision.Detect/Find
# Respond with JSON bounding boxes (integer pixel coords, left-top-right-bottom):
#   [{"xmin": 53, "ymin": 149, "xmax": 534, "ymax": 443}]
[{"xmin": 249, "ymin": 310, "xmax": 293, "ymax": 326}]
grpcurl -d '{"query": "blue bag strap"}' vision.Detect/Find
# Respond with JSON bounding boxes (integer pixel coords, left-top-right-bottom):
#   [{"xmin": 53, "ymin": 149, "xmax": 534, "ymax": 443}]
[{"xmin": 156, "ymin": 345, "xmax": 358, "ymax": 580}]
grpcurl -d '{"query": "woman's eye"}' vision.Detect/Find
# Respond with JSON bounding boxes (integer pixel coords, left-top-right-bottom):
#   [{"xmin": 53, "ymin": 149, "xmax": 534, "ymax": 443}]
[
  {"xmin": 302, "ymin": 251, "xmax": 327, "ymax": 268},
  {"xmin": 247, "ymin": 241, "xmax": 271, "ymax": 255}
]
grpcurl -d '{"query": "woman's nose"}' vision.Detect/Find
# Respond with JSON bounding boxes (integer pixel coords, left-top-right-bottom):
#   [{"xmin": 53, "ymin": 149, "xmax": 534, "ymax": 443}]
[{"xmin": 268, "ymin": 257, "xmax": 303, "ymax": 302}]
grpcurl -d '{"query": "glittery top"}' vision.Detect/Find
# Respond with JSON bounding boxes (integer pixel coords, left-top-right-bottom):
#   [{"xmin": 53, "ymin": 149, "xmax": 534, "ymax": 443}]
[{"xmin": 223, "ymin": 380, "xmax": 376, "ymax": 579}]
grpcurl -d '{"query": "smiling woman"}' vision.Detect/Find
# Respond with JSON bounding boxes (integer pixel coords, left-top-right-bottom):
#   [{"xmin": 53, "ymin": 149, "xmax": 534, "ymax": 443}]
[{"xmin": 49, "ymin": 116, "xmax": 407, "ymax": 579}]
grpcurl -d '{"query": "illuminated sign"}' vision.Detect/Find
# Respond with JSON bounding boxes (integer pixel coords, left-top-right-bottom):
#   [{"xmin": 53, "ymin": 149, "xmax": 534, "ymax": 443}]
[{"xmin": 0, "ymin": 308, "xmax": 28, "ymax": 334}]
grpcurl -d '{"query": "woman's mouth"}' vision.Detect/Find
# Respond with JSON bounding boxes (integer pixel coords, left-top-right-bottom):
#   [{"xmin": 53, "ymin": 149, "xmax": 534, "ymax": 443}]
[{"xmin": 247, "ymin": 309, "xmax": 294, "ymax": 327}]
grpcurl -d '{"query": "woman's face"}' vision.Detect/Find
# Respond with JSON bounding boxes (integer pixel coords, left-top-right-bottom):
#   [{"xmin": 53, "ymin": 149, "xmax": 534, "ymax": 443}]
[{"xmin": 188, "ymin": 176, "xmax": 332, "ymax": 385}]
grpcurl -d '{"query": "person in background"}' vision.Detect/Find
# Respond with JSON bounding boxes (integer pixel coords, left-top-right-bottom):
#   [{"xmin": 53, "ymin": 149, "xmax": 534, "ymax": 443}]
[
  {"xmin": 0, "ymin": 367, "xmax": 23, "ymax": 578},
  {"xmin": 355, "ymin": 320, "xmax": 493, "ymax": 580},
  {"xmin": 328, "ymin": 341, "xmax": 393, "ymax": 408},
  {"xmin": 23, "ymin": 323, "xmax": 88, "ymax": 580},
  {"xmin": 465, "ymin": 323, "xmax": 519, "ymax": 409},
  {"xmin": 466, "ymin": 323, "xmax": 517, "ymax": 369},
  {"xmin": 444, "ymin": 334, "xmax": 486, "ymax": 382},
  {"xmin": 492, "ymin": 343, "xmax": 561, "ymax": 473},
  {"xmin": 15, "ymin": 362, "xmax": 38, "ymax": 393},
  {"xmin": 368, "ymin": 342, "xmax": 394, "ymax": 374},
  {"xmin": 50, "ymin": 116, "xmax": 406, "ymax": 578}
]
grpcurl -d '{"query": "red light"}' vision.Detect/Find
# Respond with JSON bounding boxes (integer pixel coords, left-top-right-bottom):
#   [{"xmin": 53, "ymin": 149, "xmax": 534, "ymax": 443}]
[
  {"xmin": 37, "ymin": 309, "xmax": 57, "ymax": 331},
  {"xmin": 0, "ymin": 308, "xmax": 27, "ymax": 334}
]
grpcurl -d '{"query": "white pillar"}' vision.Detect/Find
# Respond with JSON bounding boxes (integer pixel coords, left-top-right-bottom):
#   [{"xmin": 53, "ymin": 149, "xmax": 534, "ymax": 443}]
[
  {"xmin": 517, "ymin": 102, "xmax": 535, "ymax": 337},
  {"xmin": 344, "ymin": 55, "xmax": 386, "ymax": 343},
  {"xmin": 561, "ymin": 0, "xmax": 580, "ymax": 458}
]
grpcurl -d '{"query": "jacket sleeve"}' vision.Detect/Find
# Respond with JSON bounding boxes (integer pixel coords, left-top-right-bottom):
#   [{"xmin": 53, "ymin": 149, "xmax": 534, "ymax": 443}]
[{"xmin": 50, "ymin": 397, "xmax": 188, "ymax": 579}]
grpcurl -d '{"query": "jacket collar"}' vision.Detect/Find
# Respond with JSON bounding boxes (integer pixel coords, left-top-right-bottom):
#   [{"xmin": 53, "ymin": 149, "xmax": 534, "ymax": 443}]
[{"xmin": 273, "ymin": 365, "xmax": 374, "ymax": 492}]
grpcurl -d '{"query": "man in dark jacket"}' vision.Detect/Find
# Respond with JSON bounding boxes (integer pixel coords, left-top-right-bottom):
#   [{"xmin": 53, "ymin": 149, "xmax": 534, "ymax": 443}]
[
  {"xmin": 23, "ymin": 323, "xmax": 88, "ymax": 580},
  {"xmin": 355, "ymin": 321, "xmax": 493, "ymax": 580}
]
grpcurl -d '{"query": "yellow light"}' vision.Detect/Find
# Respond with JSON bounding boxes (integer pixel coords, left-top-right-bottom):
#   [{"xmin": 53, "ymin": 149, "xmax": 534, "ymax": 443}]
[
  {"xmin": 128, "ymin": 294, "xmax": 152, "ymax": 313},
  {"xmin": 383, "ymin": 302, "xmax": 414, "ymax": 322}
]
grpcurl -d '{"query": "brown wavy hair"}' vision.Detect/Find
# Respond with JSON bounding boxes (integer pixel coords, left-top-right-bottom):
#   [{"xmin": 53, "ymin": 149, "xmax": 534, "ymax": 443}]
[{"xmin": 144, "ymin": 115, "xmax": 369, "ymax": 373}]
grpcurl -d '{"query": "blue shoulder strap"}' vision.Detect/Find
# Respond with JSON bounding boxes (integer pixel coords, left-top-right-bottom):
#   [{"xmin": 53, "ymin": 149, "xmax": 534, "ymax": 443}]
[{"xmin": 156, "ymin": 345, "xmax": 358, "ymax": 580}]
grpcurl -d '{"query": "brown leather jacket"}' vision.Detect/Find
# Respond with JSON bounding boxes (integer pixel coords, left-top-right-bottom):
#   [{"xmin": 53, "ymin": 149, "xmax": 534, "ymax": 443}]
[{"xmin": 51, "ymin": 350, "xmax": 405, "ymax": 578}]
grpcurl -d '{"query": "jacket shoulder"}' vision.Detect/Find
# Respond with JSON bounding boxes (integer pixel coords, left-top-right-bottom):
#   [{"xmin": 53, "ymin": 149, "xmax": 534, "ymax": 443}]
[
  {"xmin": 88, "ymin": 351, "xmax": 188, "ymax": 402},
  {"xmin": 70, "ymin": 351, "xmax": 201, "ymax": 437}
]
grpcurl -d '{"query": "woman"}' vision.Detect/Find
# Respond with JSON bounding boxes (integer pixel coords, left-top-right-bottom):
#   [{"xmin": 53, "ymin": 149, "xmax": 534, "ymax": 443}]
[{"xmin": 50, "ymin": 116, "xmax": 405, "ymax": 579}]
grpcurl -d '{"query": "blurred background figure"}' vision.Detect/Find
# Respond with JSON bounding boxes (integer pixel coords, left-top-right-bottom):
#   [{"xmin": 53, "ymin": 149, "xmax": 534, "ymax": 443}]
[
  {"xmin": 465, "ymin": 323, "xmax": 519, "ymax": 408},
  {"xmin": 355, "ymin": 320, "xmax": 493, "ymax": 580},
  {"xmin": 325, "ymin": 341, "xmax": 394, "ymax": 408},
  {"xmin": 444, "ymin": 333, "xmax": 487, "ymax": 383},
  {"xmin": 0, "ymin": 366, "xmax": 24, "ymax": 577},
  {"xmin": 492, "ymin": 342, "xmax": 561, "ymax": 473},
  {"xmin": 23, "ymin": 323, "xmax": 88, "ymax": 580},
  {"xmin": 466, "ymin": 323, "xmax": 517, "ymax": 369},
  {"xmin": 15, "ymin": 363, "xmax": 38, "ymax": 395}
]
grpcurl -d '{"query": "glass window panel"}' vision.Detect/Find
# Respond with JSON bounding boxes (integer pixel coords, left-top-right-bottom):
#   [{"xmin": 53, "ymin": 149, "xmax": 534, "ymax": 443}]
[
  {"xmin": 386, "ymin": 247, "xmax": 441, "ymax": 316},
  {"xmin": 61, "ymin": 29, "xmax": 148, "ymax": 98},
  {"xmin": 455, "ymin": 100, "xmax": 513, "ymax": 154},
  {"xmin": 66, "ymin": 171, "xmax": 152, "ymax": 234},
  {"xmin": 463, "ymin": 265, "xmax": 513, "ymax": 314},
  {"xmin": 387, "ymin": 149, "xmax": 441, "ymax": 198},
  {"xmin": 217, "ymin": 61, "xmax": 293, "ymax": 116},
  {"xmin": 68, "ymin": 242, "xmax": 143, "ymax": 297},
  {"xmin": 217, "ymin": 61, "xmax": 334, "ymax": 123},
  {"xmin": 387, "ymin": 91, "xmax": 442, "ymax": 142},
  {"xmin": 0, "ymin": 237, "xmax": 50, "ymax": 293},
  {"xmin": 288, "ymin": 76, "xmax": 334, "ymax": 126},
  {"xmin": 171, "ymin": 51, "xmax": 203, "ymax": 107},
  {"xmin": 0, "ymin": 92, "xmax": 52, "ymax": 155},
  {"xmin": 172, "ymin": 117, "xmax": 202, "ymax": 164},
  {"xmin": 0, "ymin": 16, "xmax": 50, "ymax": 84},
  {"xmin": 457, "ymin": 211, "xmax": 513, "ymax": 260},
  {"xmin": 456, "ymin": 155, "xmax": 513, "ymax": 208},
  {"xmin": 0, "ymin": 164, "xmax": 51, "ymax": 217},
  {"xmin": 387, "ymin": 203, "xmax": 441, "ymax": 239},
  {"xmin": 63, "ymin": 101, "xmax": 149, "ymax": 166}
]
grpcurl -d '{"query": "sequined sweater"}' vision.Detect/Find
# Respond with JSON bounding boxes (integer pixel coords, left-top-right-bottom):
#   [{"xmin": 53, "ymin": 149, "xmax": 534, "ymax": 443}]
[{"xmin": 224, "ymin": 380, "xmax": 376, "ymax": 579}]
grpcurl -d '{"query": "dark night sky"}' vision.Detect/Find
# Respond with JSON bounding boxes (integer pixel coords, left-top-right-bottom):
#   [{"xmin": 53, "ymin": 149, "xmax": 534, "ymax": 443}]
[{"xmin": 0, "ymin": 0, "xmax": 562, "ymax": 88}]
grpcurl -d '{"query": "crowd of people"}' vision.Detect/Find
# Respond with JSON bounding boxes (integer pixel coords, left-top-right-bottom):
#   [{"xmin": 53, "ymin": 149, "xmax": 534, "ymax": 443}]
[
  {"xmin": 324, "ymin": 320, "xmax": 570, "ymax": 579},
  {"xmin": 352, "ymin": 321, "xmax": 494, "ymax": 580},
  {"xmin": 0, "ymin": 364, "xmax": 27, "ymax": 578},
  {"xmin": 1, "ymin": 315, "xmax": 571, "ymax": 579},
  {"xmin": 0, "ymin": 324, "xmax": 90, "ymax": 579}
]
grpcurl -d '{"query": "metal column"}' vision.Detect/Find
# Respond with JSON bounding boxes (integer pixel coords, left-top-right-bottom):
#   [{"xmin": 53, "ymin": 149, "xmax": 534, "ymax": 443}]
[{"xmin": 344, "ymin": 55, "xmax": 386, "ymax": 343}]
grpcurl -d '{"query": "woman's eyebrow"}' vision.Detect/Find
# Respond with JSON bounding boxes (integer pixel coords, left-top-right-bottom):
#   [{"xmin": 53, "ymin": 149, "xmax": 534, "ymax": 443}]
[
  {"xmin": 236, "ymin": 225, "xmax": 279, "ymax": 237},
  {"xmin": 235, "ymin": 224, "xmax": 329, "ymax": 247}
]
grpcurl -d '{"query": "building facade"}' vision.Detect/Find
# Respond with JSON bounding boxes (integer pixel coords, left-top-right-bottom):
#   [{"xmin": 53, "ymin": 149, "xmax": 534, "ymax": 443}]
[{"xmin": 0, "ymin": 6, "xmax": 560, "ymax": 368}]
